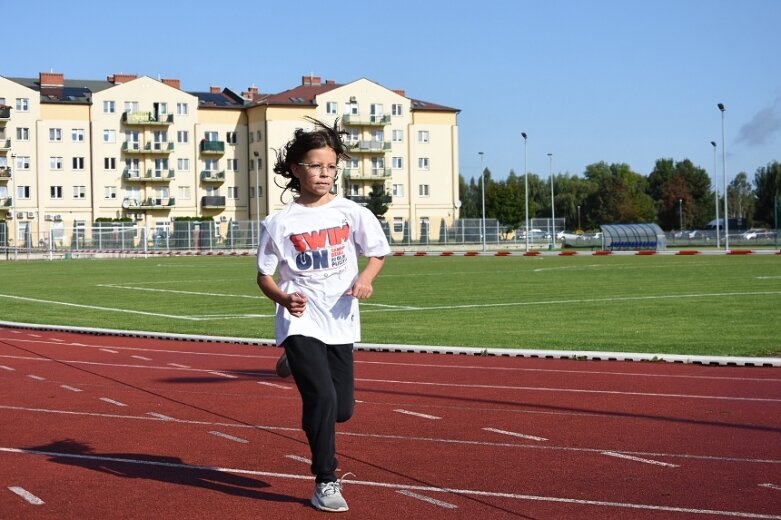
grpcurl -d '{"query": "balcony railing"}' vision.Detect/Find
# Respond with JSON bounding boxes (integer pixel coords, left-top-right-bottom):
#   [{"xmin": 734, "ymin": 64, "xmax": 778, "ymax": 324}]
[
  {"xmin": 144, "ymin": 142, "xmax": 174, "ymax": 154},
  {"xmin": 0, "ymin": 106, "xmax": 11, "ymax": 120},
  {"xmin": 342, "ymin": 114, "xmax": 391, "ymax": 126},
  {"xmin": 200, "ymin": 140, "xmax": 225, "ymax": 154},
  {"xmin": 1, "ymin": 196, "xmax": 11, "ymax": 207},
  {"xmin": 347, "ymin": 140, "xmax": 391, "ymax": 154},
  {"xmin": 0, "ymin": 139, "xmax": 11, "ymax": 151},
  {"xmin": 124, "ymin": 197, "xmax": 175, "ymax": 211},
  {"xmin": 200, "ymin": 170, "xmax": 226, "ymax": 183},
  {"xmin": 122, "ymin": 142, "xmax": 144, "ymax": 154},
  {"xmin": 0, "ymin": 167, "xmax": 11, "ymax": 180},
  {"xmin": 121, "ymin": 112, "xmax": 174, "ymax": 126},
  {"xmin": 345, "ymin": 194, "xmax": 392, "ymax": 205},
  {"xmin": 343, "ymin": 168, "xmax": 392, "ymax": 180},
  {"xmin": 201, "ymin": 195, "xmax": 226, "ymax": 209}
]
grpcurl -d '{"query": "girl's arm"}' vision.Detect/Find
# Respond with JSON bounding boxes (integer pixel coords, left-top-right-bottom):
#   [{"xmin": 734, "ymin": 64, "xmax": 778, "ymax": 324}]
[
  {"xmin": 347, "ymin": 256, "xmax": 385, "ymax": 299},
  {"xmin": 257, "ymin": 273, "xmax": 307, "ymax": 317}
]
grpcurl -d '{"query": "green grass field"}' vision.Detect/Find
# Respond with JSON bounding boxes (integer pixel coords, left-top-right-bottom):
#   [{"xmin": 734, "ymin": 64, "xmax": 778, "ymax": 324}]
[{"xmin": 1, "ymin": 254, "xmax": 779, "ymax": 357}]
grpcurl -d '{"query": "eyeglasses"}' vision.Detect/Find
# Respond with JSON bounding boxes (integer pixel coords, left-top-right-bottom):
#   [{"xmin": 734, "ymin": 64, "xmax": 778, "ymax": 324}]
[{"xmin": 297, "ymin": 163, "xmax": 341, "ymax": 175}]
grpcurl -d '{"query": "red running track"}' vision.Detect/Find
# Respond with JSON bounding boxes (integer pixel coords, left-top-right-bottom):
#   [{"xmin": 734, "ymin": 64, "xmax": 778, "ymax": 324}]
[{"xmin": 1, "ymin": 326, "xmax": 780, "ymax": 519}]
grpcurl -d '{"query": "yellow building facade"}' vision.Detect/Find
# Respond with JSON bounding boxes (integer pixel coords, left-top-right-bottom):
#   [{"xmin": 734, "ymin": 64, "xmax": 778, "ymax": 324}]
[{"xmin": 0, "ymin": 72, "xmax": 459, "ymax": 249}]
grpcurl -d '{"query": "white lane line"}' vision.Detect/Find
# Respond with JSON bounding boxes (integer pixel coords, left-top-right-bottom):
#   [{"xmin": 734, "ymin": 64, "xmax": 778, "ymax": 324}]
[
  {"xmin": 131, "ymin": 355, "xmax": 152, "ymax": 361},
  {"xmin": 27, "ymin": 375, "xmax": 46, "ymax": 381},
  {"xmin": 60, "ymin": 385, "xmax": 83, "ymax": 392},
  {"xmin": 208, "ymin": 371, "xmax": 238, "ymax": 378},
  {"xmin": 8, "ymin": 486, "xmax": 45, "ymax": 505},
  {"xmin": 397, "ymin": 489, "xmax": 458, "ymax": 509},
  {"xmin": 2, "ymin": 404, "xmax": 779, "ymax": 467},
  {"xmin": 28, "ymin": 334, "xmax": 41, "ymax": 338},
  {"xmin": 602, "ymin": 451, "xmax": 680, "ymax": 468},
  {"xmin": 483, "ymin": 427, "xmax": 548, "ymax": 442},
  {"xmin": 0, "ymin": 365, "xmax": 15, "ymax": 371},
  {"xmin": 208, "ymin": 431, "xmax": 249, "ymax": 444},
  {"xmin": 759, "ymin": 483, "xmax": 781, "ymax": 491},
  {"xmin": 100, "ymin": 348, "xmax": 118, "ymax": 354},
  {"xmin": 99, "ymin": 397, "xmax": 128, "ymax": 407},
  {"xmin": 393, "ymin": 409, "xmax": 441, "ymax": 420},
  {"xmin": 167, "ymin": 363, "xmax": 190, "ymax": 368},
  {"xmin": 286, "ymin": 455, "xmax": 311, "ymax": 464},
  {"xmin": 146, "ymin": 412, "xmax": 176, "ymax": 421},
  {"xmin": 4, "ymin": 448, "xmax": 780, "ymax": 519},
  {"xmin": 257, "ymin": 381, "xmax": 290, "ymax": 389}
]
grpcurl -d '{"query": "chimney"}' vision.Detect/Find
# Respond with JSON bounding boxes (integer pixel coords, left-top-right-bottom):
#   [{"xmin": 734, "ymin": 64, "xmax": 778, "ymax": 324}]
[
  {"xmin": 40, "ymin": 72, "xmax": 64, "ymax": 87},
  {"xmin": 107, "ymin": 73, "xmax": 138, "ymax": 84},
  {"xmin": 162, "ymin": 78, "xmax": 181, "ymax": 89},
  {"xmin": 242, "ymin": 86, "xmax": 260, "ymax": 100},
  {"xmin": 301, "ymin": 75, "xmax": 321, "ymax": 86},
  {"xmin": 210, "ymin": 86, "xmax": 221, "ymax": 94},
  {"xmin": 392, "ymin": 89, "xmax": 406, "ymax": 97}
]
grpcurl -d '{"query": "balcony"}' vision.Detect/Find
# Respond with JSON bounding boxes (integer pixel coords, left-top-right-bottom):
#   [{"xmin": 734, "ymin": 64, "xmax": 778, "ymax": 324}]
[
  {"xmin": 0, "ymin": 106, "xmax": 10, "ymax": 120},
  {"xmin": 122, "ymin": 141, "xmax": 144, "ymax": 154},
  {"xmin": 201, "ymin": 195, "xmax": 226, "ymax": 209},
  {"xmin": 343, "ymin": 168, "xmax": 392, "ymax": 180},
  {"xmin": 0, "ymin": 167, "xmax": 10, "ymax": 181},
  {"xmin": 146, "ymin": 169, "xmax": 175, "ymax": 182},
  {"xmin": 200, "ymin": 140, "xmax": 225, "ymax": 155},
  {"xmin": 1, "ymin": 196, "xmax": 11, "ymax": 206},
  {"xmin": 347, "ymin": 140, "xmax": 391, "ymax": 154},
  {"xmin": 123, "ymin": 197, "xmax": 175, "ymax": 211},
  {"xmin": 144, "ymin": 142, "xmax": 174, "ymax": 154},
  {"xmin": 0, "ymin": 139, "xmax": 11, "ymax": 152},
  {"xmin": 200, "ymin": 170, "xmax": 226, "ymax": 183},
  {"xmin": 345, "ymin": 194, "xmax": 392, "ymax": 205},
  {"xmin": 121, "ymin": 111, "xmax": 174, "ymax": 126},
  {"xmin": 342, "ymin": 114, "xmax": 390, "ymax": 127}
]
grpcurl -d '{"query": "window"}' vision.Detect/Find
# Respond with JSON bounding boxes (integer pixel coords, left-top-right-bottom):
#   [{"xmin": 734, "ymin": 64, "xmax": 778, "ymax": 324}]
[
  {"xmin": 227, "ymin": 159, "xmax": 238, "ymax": 171},
  {"xmin": 124, "ymin": 101, "xmax": 139, "ymax": 113},
  {"xmin": 50, "ymin": 186, "xmax": 63, "ymax": 199},
  {"xmin": 104, "ymin": 186, "xmax": 117, "ymax": 199},
  {"xmin": 392, "ymin": 130, "xmax": 403, "ymax": 142},
  {"xmin": 326, "ymin": 101, "xmax": 337, "ymax": 114},
  {"xmin": 392, "ymin": 157, "xmax": 403, "ymax": 169},
  {"xmin": 50, "ymin": 157, "xmax": 63, "ymax": 170},
  {"xmin": 228, "ymin": 186, "xmax": 239, "ymax": 199},
  {"xmin": 392, "ymin": 104, "xmax": 403, "ymax": 116},
  {"xmin": 71, "ymin": 129, "xmax": 85, "ymax": 142},
  {"xmin": 103, "ymin": 100, "xmax": 116, "ymax": 113},
  {"xmin": 15, "ymin": 156, "xmax": 31, "ymax": 170},
  {"xmin": 226, "ymin": 131, "xmax": 237, "ymax": 144},
  {"xmin": 418, "ymin": 157, "xmax": 430, "ymax": 170},
  {"xmin": 17, "ymin": 185, "xmax": 31, "ymax": 199},
  {"xmin": 177, "ymin": 158, "xmax": 190, "ymax": 171},
  {"xmin": 177, "ymin": 130, "xmax": 189, "ymax": 143},
  {"xmin": 17, "ymin": 128, "xmax": 30, "ymax": 141},
  {"xmin": 16, "ymin": 98, "xmax": 29, "ymax": 112},
  {"xmin": 156, "ymin": 102, "xmax": 168, "ymax": 114},
  {"xmin": 204, "ymin": 159, "xmax": 219, "ymax": 172},
  {"xmin": 418, "ymin": 184, "xmax": 430, "ymax": 197},
  {"xmin": 73, "ymin": 186, "xmax": 86, "ymax": 199},
  {"xmin": 103, "ymin": 129, "xmax": 116, "ymax": 143},
  {"xmin": 50, "ymin": 128, "xmax": 63, "ymax": 142},
  {"xmin": 370, "ymin": 129, "xmax": 384, "ymax": 143},
  {"xmin": 125, "ymin": 158, "xmax": 140, "ymax": 176},
  {"xmin": 393, "ymin": 217, "xmax": 403, "ymax": 232},
  {"xmin": 418, "ymin": 130, "xmax": 429, "ymax": 143},
  {"xmin": 153, "ymin": 158, "xmax": 169, "ymax": 177},
  {"xmin": 256, "ymin": 130, "xmax": 262, "ymax": 141},
  {"xmin": 392, "ymin": 184, "xmax": 404, "ymax": 197},
  {"xmin": 125, "ymin": 187, "xmax": 141, "ymax": 204},
  {"xmin": 204, "ymin": 131, "xmax": 218, "ymax": 142},
  {"xmin": 73, "ymin": 157, "xmax": 85, "ymax": 170},
  {"xmin": 104, "ymin": 157, "xmax": 116, "ymax": 170},
  {"xmin": 249, "ymin": 133, "xmax": 254, "ymax": 143},
  {"xmin": 176, "ymin": 102, "xmax": 188, "ymax": 115},
  {"xmin": 178, "ymin": 186, "xmax": 191, "ymax": 200},
  {"xmin": 345, "ymin": 101, "xmax": 358, "ymax": 115},
  {"xmin": 371, "ymin": 157, "xmax": 385, "ymax": 174},
  {"xmin": 349, "ymin": 184, "xmax": 360, "ymax": 196}
]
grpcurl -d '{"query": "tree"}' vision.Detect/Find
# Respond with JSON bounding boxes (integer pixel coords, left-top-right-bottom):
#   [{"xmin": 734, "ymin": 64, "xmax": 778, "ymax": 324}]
[
  {"xmin": 365, "ymin": 184, "xmax": 389, "ymax": 220},
  {"xmin": 729, "ymin": 172, "xmax": 755, "ymax": 224},
  {"xmin": 753, "ymin": 161, "xmax": 781, "ymax": 226}
]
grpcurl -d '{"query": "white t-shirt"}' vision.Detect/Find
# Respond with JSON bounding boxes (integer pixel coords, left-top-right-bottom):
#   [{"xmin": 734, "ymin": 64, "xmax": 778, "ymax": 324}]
[{"xmin": 257, "ymin": 197, "xmax": 391, "ymax": 345}]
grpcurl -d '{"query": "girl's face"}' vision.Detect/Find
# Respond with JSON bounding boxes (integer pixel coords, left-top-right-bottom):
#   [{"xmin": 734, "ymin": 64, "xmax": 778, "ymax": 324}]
[{"xmin": 291, "ymin": 147, "xmax": 338, "ymax": 206}]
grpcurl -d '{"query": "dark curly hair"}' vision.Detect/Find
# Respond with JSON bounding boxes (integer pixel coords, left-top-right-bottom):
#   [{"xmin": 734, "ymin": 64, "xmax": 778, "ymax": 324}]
[{"xmin": 273, "ymin": 117, "xmax": 350, "ymax": 200}]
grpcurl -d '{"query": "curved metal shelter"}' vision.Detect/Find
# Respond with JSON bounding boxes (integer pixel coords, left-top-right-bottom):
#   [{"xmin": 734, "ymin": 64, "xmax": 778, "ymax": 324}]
[{"xmin": 600, "ymin": 223, "xmax": 666, "ymax": 251}]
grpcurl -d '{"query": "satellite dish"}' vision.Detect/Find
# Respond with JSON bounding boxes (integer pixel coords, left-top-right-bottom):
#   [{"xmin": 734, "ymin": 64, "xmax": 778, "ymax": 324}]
[
  {"xmin": 122, "ymin": 200, "xmax": 129, "ymax": 209},
  {"xmin": 454, "ymin": 200, "xmax": 462, "ymax": 209}
]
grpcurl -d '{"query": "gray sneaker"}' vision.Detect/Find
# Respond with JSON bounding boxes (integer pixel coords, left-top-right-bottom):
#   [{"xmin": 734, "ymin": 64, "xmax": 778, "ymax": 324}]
[
  {"xmin": 311, "ymin": 480, "xmax": 348, "ymax": 512},
  {"xmin": 275, "ymin": 352, "xmax": 291, "ymax": 378}
]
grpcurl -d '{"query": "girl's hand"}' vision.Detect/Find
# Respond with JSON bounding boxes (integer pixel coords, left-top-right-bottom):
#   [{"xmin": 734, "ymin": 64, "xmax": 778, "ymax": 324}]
[
  {"xmin": 285, "ymin": 292, "xmax": 308, "ymax": 317},
  {"xmin": 347, "ymin": 275, "xmax": 374, "ymax": 299}
]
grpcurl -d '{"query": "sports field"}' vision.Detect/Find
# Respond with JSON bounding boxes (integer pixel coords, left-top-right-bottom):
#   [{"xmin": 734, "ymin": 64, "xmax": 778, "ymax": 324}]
[{"xmin": 0, "ymin": 254, "xmax": 779, "ymax": 357}]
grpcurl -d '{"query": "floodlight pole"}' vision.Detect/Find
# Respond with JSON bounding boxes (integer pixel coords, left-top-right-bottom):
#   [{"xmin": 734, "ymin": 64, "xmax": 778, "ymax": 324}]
[
  {"xmin": 479, "ymin": 151, "xmax": 485, "ymax": 252},
  {"xmin": 718, "ymin": 103, "xmax": 729, "ymax": 250},
  {"xmin": 548, "ymin": 152, "xmax": 554, "ymax": 248},
  {"xmin": 253, "ymin": 150, "xmax": 260, "ymax": 246},
  {"xmin": 522, "ymin": 132, "xmax": 529, "ymax": 252},
  {"xmin": 10, "ymin": 152, "xmax": 16, "ymax": 260},
  {"xmin": 710, "ymin": 141, "xmax": 720, "ymax": 248}
]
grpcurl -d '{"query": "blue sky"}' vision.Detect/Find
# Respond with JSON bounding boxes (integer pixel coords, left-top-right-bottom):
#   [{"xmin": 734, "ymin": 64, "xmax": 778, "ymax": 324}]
[{"xmin": 5, "ymin": 0, "xmax": 780, "ymax": 187}]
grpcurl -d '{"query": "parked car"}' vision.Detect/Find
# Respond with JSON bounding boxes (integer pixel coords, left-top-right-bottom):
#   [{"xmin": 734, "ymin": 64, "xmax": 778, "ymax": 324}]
[{"xmin": 742, "ymin": 228, "xmax": 768, "ymax": 240}]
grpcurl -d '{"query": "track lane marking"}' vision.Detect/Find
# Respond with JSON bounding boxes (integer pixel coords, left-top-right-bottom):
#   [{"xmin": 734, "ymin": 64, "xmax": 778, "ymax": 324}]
[
  {"xmin": 208, "ymin": 431, "xmax": 249, "ymax": 444},
  {"xmin": 60, "ymin": 385, "xmax": 83, "ymax": 392},
  {"xmin": 483, "ymin": 427, "xmax": 547, "ymax": 442},
  {"xmin": 8, "ymin": 486, "xmax": 44, "ymax": 505},
  {"xmin": 602, "ymin": 451, "xmax": 680, "ymax": 468},
  {"xmin": 99, "ymin": 397, "xmax": 127, "ymax": 407},
  {"xmin": 2, "ymin": 447, "xmax": 780, "ymax": 519},
  {"xmin": 393, "ymin": 409, "xmax": 441, "ymax": 420},
  {"xmin": 0, "ymin": 365, "xmax": 15, "ymax": 371},
  {"xmin": 27, "ymin": 375, "xmax": 45, "ymax": 381},
  {"xmin": 397, "ymin": 490, "xmax": 458, "ymax": 509},
  {"xmin": 759, "ymin": 483, "xmax": 781, "ymax": 491}
]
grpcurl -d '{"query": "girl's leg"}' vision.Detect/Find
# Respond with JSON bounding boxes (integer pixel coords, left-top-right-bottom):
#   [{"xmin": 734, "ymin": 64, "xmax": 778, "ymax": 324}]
[{"xmin": 284, "ymin": 336, "xmax": 354, "ymax": 483}]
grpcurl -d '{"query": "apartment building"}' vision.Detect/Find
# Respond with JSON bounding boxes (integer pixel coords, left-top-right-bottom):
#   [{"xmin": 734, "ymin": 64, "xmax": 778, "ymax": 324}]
[{"xmin": 0, "ymin": 72, "xmax": 459, "ymax": 249}]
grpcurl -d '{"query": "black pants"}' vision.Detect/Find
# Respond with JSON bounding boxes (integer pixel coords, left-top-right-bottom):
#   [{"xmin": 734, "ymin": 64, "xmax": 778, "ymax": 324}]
[{"xmin": 283, "ymin": 335, "xmax": 354, "ymax": 483}]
